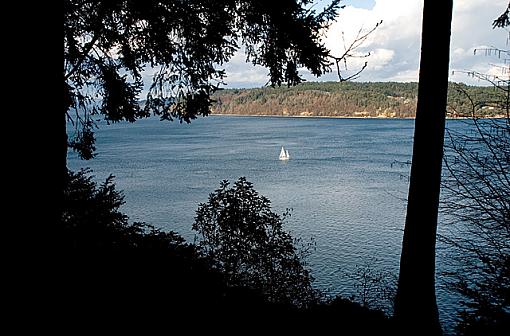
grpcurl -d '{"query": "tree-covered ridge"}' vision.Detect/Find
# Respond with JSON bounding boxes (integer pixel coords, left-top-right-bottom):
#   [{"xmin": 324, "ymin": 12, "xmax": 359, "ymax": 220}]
[{"xmin": 212, "ymin": 82, "xmax": 504, "ymax": 118}]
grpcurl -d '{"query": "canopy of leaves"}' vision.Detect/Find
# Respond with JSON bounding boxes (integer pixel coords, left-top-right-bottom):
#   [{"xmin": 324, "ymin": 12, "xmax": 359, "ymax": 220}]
[
  {"xmin": 64, "ymin": 0, "xmax": 341, "ymax": 159},
  {"xmin": 193, "ymin": 177, "xmax": 318, "ymax": 307}
]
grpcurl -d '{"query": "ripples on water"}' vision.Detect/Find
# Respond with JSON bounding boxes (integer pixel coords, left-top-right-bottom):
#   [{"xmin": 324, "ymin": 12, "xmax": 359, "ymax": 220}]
[{"xmin": 68, "ymin": 115, "xmax": 468, "ymax": 332}]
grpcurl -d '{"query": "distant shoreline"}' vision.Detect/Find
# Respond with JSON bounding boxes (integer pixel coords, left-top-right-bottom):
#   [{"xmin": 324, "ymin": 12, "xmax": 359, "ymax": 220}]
[
  {"xmin": 211, "ymin": 82, "xmax": 505, "ymax": 119},
  {"xmin": 210, "ymin": 113, "xmax": 415, "ymax": 120},
  {"xmin": 209, "ymin": 113, "xmax": 504, "ymax": 120}
]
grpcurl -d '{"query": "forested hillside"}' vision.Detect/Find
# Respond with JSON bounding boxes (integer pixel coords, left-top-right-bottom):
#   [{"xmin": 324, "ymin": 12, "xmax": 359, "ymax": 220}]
[{"xmin": 212, "ymin": 82, "xmax": 503, "ymax": 118}]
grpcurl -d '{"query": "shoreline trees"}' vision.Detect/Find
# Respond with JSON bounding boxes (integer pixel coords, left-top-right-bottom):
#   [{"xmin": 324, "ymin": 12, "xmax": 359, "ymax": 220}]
[{"xmin": 210, "ymin": 81, "xmax": 503, "ymax": 118}]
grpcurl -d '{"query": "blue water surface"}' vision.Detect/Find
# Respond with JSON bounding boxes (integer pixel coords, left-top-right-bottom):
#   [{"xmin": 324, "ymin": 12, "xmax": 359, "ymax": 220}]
[{"xmin": 68, "ymin": 115, "xmax": 466, "ymax": 331}]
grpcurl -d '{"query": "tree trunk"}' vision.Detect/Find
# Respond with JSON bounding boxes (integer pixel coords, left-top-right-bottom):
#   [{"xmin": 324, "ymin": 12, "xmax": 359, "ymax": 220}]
[{"xmin": 394, "ymin": 1, "xmax": 453, "ymax": 335}]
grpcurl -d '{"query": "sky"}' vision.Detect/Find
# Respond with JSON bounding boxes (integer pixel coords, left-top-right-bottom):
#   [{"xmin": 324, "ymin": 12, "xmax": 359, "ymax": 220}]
[{"xmin": 222, "ymin": 0, "xmax": 509, "ymax": 88}]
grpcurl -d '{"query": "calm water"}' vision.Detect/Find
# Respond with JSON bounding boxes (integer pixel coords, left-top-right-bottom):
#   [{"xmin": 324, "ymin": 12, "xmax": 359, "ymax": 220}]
[{"xmin": 68, "ymin": 115, "xmax": 462, "ymax": 330}]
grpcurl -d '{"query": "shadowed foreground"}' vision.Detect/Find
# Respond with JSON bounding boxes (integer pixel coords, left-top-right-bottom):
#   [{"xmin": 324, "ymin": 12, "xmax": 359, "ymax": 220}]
[
  {"xmin": 58, "ymin": 170, "xmax": 393, "ymax": 334},
  {"xmin": 62, "ymin": 252, "xmax": 392, "ymax": 333}
]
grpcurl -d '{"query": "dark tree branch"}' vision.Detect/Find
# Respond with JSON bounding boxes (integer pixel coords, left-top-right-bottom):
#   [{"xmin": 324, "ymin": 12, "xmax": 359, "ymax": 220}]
[
  {"xmin": 330, "ymin": 20, "xmax": 382, "ymax": 81},
  {"xmin": 64, "ymin": 33, "xmax": 100, "ymax": 81}
]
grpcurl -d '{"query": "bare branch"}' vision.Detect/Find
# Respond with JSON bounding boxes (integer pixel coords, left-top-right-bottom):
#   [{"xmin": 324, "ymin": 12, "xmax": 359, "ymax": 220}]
[
  {"xmin": 341, "ymin": 61, "xmax": 368, "ymax": 82},
  {"xmin": 329, "ymin": 20, "xmax": 382, "ymax": 81}
]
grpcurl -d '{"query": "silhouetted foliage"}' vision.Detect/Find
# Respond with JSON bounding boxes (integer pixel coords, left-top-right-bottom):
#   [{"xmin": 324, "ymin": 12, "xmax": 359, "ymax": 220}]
[
  {"xmin": 64, "ymin": 0, "xmax": 341, "ymax": 159},
  {"xmin": 193, "ymin": 177, "xmax": 318, "ymax": 307},
  {"xmin": 440, "ymin": 9, "xmax": 510, "ymax": 333},
  {"xmin": 308, "ymin": 295, "xmax": 396, "ymax": 334},
  {"xmin": 345, "ymin": 260, "xmax": 397, "ymax": 316},
  {"xmin": 492, "ymin": 2, "xmax": 510, "ymax": 28},
  {"xmin": 59, "ymin": 169, "xmax": 276, "ymax": 328},
  {"xmin": 62, "ymin": 169, "xmax": 125, "ymax": 246},
  {"xmin": 60, "ymin": 170, "xmax": 396, "ymax": 333},
  {"xmin": 61, "ymin": 168, "xmax": 201, "ymax": 255}
]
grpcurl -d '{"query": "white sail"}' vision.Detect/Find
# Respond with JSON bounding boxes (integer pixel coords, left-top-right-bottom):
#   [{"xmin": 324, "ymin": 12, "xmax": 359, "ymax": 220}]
[{"xmin": 279, "ymin": 146, "xmax": 289, "ymax": 160}]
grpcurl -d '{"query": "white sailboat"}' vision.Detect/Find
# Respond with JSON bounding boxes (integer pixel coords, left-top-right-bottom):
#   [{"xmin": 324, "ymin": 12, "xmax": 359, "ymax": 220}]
[{"xmin": 279, "ymin": 146, "xmax": 290, "ymax": 160}]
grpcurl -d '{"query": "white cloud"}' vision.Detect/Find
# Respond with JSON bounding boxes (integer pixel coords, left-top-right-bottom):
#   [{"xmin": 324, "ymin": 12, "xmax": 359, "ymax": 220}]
[
  {"xmin": 369, "ymin": 48, "xmax": 395, "ymax": 70},
  {"xmin": 222, "ymin": 51, "xmax": 269, "ymax": 88},
  {"xmin": 487, "ymin": 63, "xmax": 509, "ymax": 78},
  {"xmin": 222, "ymin": 0, "xmax": 508, "ymax": 87},
  {"xmin": 453, "ymin": 48, "xmax": 467, "ymax": 57},
  {"xmin": 310, "ymin": 0, "xmax": 424, "ymax": 82},
  {"xmin": 450, "ymin": 0, "xmax": 508, "ymax": 84}
]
